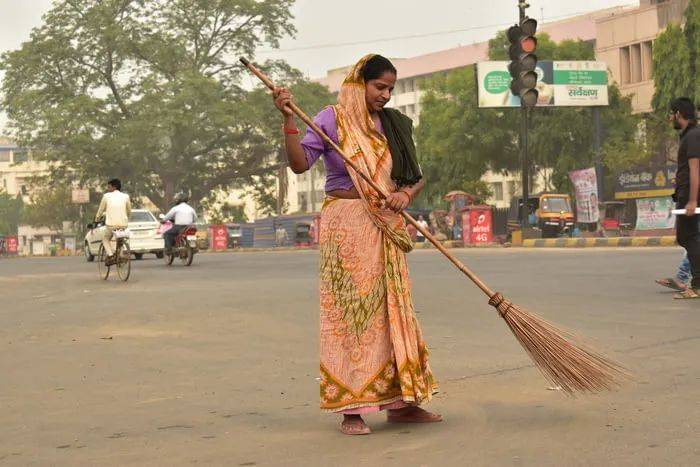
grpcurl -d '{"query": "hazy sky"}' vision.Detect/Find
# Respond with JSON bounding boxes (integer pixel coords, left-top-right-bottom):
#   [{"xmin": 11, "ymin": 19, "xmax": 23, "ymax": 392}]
[{"xmin": 0, "ymin": 0, "xmax": 638, "ymax": 128}]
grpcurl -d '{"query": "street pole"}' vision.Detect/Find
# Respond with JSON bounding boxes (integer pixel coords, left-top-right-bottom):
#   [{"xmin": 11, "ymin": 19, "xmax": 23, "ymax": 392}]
[
  {"xmin": 592, "ymin": 106, "xmax": 604, "ymax": 200},
  {"xmin": 521, "ymin": 107, "xmax": 529, "ymax": 228},
  {"xmin": 519, "ymin": 1, "xmax": 530, "ymax": 229}
]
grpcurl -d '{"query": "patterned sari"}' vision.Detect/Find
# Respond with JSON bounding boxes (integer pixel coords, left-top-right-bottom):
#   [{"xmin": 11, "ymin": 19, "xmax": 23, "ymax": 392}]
[{"xmin": 319, "ymin": 55, "xmax": 438, "ymax": 413}]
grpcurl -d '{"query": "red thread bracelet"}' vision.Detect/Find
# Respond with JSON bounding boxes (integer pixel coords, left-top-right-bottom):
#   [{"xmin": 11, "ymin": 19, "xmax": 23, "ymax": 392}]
[{"xmin": 283, "ymin": 125, "xmax": 299, "ymax": 135}]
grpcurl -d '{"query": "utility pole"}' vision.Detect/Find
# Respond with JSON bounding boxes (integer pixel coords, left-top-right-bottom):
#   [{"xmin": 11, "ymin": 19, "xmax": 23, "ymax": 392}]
[
  {"xmin": 592, "ymin": 106, "xmax": 604, "ymax": 200},
  {"xmin": 519, "ymin": 1, "xmax": 530, "ymax": 229}
]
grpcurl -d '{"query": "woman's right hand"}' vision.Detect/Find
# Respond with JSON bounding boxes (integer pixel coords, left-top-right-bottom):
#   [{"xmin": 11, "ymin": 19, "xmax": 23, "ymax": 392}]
[{"xmin": 273, "ymin": 87, "xmax": 294, "ymax": 117}]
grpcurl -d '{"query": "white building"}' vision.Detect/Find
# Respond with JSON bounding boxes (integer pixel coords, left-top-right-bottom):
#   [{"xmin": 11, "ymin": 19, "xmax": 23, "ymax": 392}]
[{"xmin": 0, "ymin": 138, "xmax": 61, "ymax": 254}]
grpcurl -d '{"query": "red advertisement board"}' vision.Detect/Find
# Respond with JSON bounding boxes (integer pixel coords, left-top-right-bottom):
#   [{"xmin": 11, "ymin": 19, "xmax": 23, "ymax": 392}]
[
  {"xmin": 6, "ymin": 236, "xmax": 18, "ymax": 254},
  {"xmin": 210, "ymin": 225, "xmax": 228, "ymax": 250},
  {"xmin": 462, "ymin": 209, "xmax": 493, "ymax": 245}
]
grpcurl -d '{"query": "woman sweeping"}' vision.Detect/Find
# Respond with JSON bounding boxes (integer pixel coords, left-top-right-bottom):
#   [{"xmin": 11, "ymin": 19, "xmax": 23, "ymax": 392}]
[{"xmin": 272, "ymin": 54, "xmax": 440, "ymax": 435}]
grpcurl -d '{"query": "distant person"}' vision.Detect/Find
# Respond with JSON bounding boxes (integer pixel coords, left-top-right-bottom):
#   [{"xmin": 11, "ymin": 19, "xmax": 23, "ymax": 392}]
[
  {"xmin": 95, "ymin": 178, "xmax": 131, "ymax": 264},
  {"xmin": 162, "ymin": 192, "xmax": 197, "ymax": 254},
  {"xmin": 416, "ymin": 214, "xmax": 429, "ymax": 243},
  {"xmin": 275, "ymin": 226, "xmax": 288, "ymax": 246},
  {"xmin": 669, "ymin": 97, "xmax": 700, "ymax": 299}
]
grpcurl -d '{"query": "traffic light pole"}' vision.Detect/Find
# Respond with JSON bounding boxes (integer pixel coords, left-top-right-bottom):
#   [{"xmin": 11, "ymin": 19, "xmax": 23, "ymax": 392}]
[
  {"xmin": 521, "ymin": 107, "xmax": 529, "ymax": 228},
  {"xmin": 519, "ymin": 1, "xmax": 529, "ymax": 229}
]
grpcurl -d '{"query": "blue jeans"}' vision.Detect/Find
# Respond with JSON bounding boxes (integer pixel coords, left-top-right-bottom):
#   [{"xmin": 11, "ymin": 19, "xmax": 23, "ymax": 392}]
[{"xmin": 676, "ymin": 252, "xmax": 691, "ymax": 284}]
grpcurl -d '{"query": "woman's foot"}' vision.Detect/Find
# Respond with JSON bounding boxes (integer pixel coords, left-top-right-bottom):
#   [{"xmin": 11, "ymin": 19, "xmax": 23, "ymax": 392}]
[
  {"xmin": 340, "ymin": 415, "xmax": 371, "ymax": 435},
  {"xmin": 387, "ymin": 406, "xmax": 442, "ymax": 423}
]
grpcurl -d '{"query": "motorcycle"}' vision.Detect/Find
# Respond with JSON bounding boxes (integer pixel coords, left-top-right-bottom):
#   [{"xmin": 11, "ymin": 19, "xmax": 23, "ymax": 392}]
[{"xmin": 160, "ymin": 220, "xmax": 198, "ymax": 266}]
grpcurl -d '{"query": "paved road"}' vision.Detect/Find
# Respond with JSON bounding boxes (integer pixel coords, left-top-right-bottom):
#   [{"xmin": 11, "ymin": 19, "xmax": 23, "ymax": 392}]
[{"xmin": 0, "ymin": 248, "xmax": 698, "ymax": 466}]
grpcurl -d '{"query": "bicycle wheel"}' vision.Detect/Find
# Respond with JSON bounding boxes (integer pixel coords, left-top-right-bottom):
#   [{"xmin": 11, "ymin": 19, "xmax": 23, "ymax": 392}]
[
  {"xmin": 97, "ymin": 244, "xmax": 110, "ymax": 280},
  {"xmin": 116, "ymin": 240, "xmax": 131, "ymax": 282}
]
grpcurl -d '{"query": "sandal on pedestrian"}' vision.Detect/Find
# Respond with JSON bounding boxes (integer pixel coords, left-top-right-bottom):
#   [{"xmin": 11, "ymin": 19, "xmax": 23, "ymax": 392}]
[
  {"xmin": 656, "ymin": 278, "xmax": 687, "ymax": 291},
  {"xmin": 340, "ymin": 417, "xmax": 371, "ymax": 435},
  {"xmin": 673, "ymin": 288, "xmax": 700, "ymax": 299}
]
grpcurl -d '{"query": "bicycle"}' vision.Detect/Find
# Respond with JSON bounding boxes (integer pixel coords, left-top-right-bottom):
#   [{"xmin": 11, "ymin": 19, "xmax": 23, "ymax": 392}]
[{"xmin": 97, "ymin": 228, "xmax": 132, "ymax": 281}]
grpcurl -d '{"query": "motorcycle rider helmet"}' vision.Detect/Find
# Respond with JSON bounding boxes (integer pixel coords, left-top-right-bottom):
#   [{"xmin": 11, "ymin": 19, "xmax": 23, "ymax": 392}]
[{"xmin": 174, "ymin": 192, "xmax": 189, "ymax": 204}]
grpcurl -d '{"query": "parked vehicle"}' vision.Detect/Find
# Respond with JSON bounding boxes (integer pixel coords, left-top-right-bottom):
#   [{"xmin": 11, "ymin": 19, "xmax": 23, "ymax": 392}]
[
  {"xmin": 508, "ymin": 193, "xmax": 575, "ymax": 238},
  {"xmin": 226, "ymin": 223, "xmax": 242, "ymax": 248},
  {"xmin": 601, "ymin": 201, "xmax": 632, "ymax": 237},
  {"xmin": 195, "ymin": 223, "xmax": 209, "ymax": 250},
  {"xmin": 84, "ymin": 209, "xmax": 164, "ymax": 261}
]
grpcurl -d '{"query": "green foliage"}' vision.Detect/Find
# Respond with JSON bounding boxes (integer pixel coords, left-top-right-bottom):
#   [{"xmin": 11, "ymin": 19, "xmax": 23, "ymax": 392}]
[
  {"xmin": 201, "ymin": 198, "xmax": 247, "ymax": 224},
  {"xmin": 460, "ymin": 180, "xmax": 493, "ymax": 204},
  {"xmin": 0, "ymin": 191, "xmax": 23, "ymax": 235},
  {"xmin": 652, "ymin": 24, "xmax": 693, "ymax": 110},
  {"xmin": 21, "ymin": 185, "xmax": 90, "ymax": 233},
  {"xmin": 0, "ymin": 0, "xmax": 308, "ymax": 213},
  {"xmin": 417, "ymin": 35, "xmax": 640, "ymax": 206}
]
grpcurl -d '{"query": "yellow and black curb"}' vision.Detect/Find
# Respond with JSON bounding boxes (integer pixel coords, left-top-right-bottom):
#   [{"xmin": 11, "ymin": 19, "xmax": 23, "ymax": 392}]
[{"xmin": 521, "ymin": 236, "xmax": 677, "ymax": 248}]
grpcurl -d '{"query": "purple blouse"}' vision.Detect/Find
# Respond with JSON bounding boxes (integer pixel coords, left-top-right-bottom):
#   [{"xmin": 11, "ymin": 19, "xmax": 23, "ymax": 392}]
[{"xmin": 301, "ymin": 107, "xmax": 384, "ymax": 192}]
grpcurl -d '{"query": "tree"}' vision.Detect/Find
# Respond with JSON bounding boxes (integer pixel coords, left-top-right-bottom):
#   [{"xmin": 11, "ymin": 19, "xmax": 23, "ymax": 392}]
[
  {"xmin": 0, "ymin": 191, "xmax": 23, "ymax": 235},
  {"xmin": 21, "ymin": 185, "xmax": 92, "ymax": 234},
  {"xmin": 201, "ymin": 198, "xmax": 247, "ymax": 224},
  {"xmin": 243, "ymin": 62, "xmax": 334, "ymax": 215},
  {"xmin": 652, "ymin": 24, "xmax": 693, "ymax": 111},
  {"xmin": 0, "ymin": 0, "xmax": 298, "ymax": 213},
  {"xmin": 416, "ymin": 33, "xmax": 641, "ymax": 206},
  {"xmin": 649, "ymin": 1, "xmax": 700, "ymax": 163}
]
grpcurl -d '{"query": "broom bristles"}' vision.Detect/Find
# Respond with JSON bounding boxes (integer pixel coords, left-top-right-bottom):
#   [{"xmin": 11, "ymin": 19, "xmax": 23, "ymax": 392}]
[{"xmin": 488, "ymin": 293, "xmax": 631, "ymax": 395}]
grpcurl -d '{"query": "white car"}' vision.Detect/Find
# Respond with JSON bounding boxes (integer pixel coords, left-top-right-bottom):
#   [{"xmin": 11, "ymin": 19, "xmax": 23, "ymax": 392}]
[{"xmin": 84, "ymin": 209, "xmax": 165, "ymax": 261}]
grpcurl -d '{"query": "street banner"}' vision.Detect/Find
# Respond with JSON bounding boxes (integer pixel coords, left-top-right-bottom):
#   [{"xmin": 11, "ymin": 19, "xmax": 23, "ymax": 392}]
[
  {"xmin": 614, "ymin": 165, "xmax": 676, "ymax": 200},
  {"xmin": 635, "ymin": 197, "xmax": 675, "ymax": 230},
  {"xmin": 569, "ymin": 167, "xmax": 600, "ymax": 223},
  {"xmin": 210, "ymin": 225, "xmax": 228, "ymax": 250},
  {"xmin": 476, "ymin": 61, "xmax": 609, "ymax": 108}
]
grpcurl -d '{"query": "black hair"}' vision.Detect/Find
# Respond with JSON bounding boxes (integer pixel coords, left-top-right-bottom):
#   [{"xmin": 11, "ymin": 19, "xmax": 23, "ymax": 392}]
[
  {"xmin": 362, "ymin": 55, "xmax": 397, "ymax": 82},
  {"xmin": 108, "ymin": 178, "xmax": 121, "ymax": 190},
  {"xmin": 670, "ymin": 97, "xmax": 697, "ymax": 121}
]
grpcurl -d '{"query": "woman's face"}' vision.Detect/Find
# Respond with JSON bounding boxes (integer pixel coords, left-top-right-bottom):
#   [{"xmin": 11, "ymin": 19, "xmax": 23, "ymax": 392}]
[{"xmin": 365, "ymin": 71, "xmax": 396, "ymax": 113}]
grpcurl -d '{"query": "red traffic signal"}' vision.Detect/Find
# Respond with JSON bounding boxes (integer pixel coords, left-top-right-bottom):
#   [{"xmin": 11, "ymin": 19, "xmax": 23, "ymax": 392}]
[{"xmin": 508, "ymin": 17, "xmax": 538, "ymax": 108}]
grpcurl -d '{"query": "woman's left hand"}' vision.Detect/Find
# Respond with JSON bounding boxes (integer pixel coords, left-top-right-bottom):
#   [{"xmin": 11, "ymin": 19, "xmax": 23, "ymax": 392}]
[{"xmin": 384, "ymin": 191, "xmax": 411, "ymax": 212}]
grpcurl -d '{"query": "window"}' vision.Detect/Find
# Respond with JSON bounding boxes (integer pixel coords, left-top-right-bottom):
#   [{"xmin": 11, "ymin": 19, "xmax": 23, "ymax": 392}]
[
  {"xmin": 13, "ymin": 151, "xmax": 28, "ymax": 163},
  {"xmin": 396, "ymin": 80, "xmax": 405, "ymax": 94},
  {"xmin": 405, "ymin": 79, "xmax": 415, "ymax": 92},
  {"xmin": 0, "ymin": 150, "xmax": 10, "ymax": 162},
  {"xmin": 620, "ymin": 47, "xmax": 631, "ymax": 84},
  {"xmin": 491, "ymin": 182, "xmax": 504, "ymax": 201},
  {"xmin": 507, "ymin": 181, "xmax": 516, "ymax": 197},
  {"xmin": 620, "ymin": 41, "xmax": 653, "ymax": 85},
  {"xmin": 630, "ymin": 43, "xmax": 642, "ymax": 83},
  {"xmin": 641, "ymin": 41, "xmax": 653, "ymax": 81},
  {"xmin": 407, "ymin": 104, "xmax": 415, "ymax": 117}
]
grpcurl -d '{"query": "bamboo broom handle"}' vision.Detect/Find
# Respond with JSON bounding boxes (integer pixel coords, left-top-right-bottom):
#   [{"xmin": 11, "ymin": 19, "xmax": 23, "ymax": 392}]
[{"xmin": 240, "ymin": 57, "xmax": 495, "ymax": 297}]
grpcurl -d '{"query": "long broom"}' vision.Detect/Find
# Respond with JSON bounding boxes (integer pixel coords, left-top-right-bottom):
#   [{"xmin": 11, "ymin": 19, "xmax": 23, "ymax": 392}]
[{"xmin": 240, "ymin": 57, "xmax": 630, "ymax": 395}]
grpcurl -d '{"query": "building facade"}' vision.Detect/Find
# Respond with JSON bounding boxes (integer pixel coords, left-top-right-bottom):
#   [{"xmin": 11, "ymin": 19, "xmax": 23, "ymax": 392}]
[{"xmin": 595, "ymin": 0, "xmax": 689, "ymax": 114}]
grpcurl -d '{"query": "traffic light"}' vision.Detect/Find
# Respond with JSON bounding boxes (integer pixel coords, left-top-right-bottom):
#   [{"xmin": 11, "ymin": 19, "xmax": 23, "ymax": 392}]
[{"xmin": 508, "ymin": 17, "xmax": 538, "ymax": 108}]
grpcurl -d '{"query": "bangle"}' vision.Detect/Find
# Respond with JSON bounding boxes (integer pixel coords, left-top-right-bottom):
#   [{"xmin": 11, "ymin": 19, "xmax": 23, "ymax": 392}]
[
  {"xmin": 283, "ymin": 125, "xmax": 299, "ymax": 135},
  {"xmin": 399, "ymin": 189, "xmax": 412, "ymax": 203}
]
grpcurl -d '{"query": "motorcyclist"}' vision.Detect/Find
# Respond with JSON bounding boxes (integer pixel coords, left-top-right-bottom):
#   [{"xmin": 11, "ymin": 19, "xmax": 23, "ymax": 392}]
[{"xmin": 162, "ymin": 192, "xmax": 197, "ymax": 254}]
